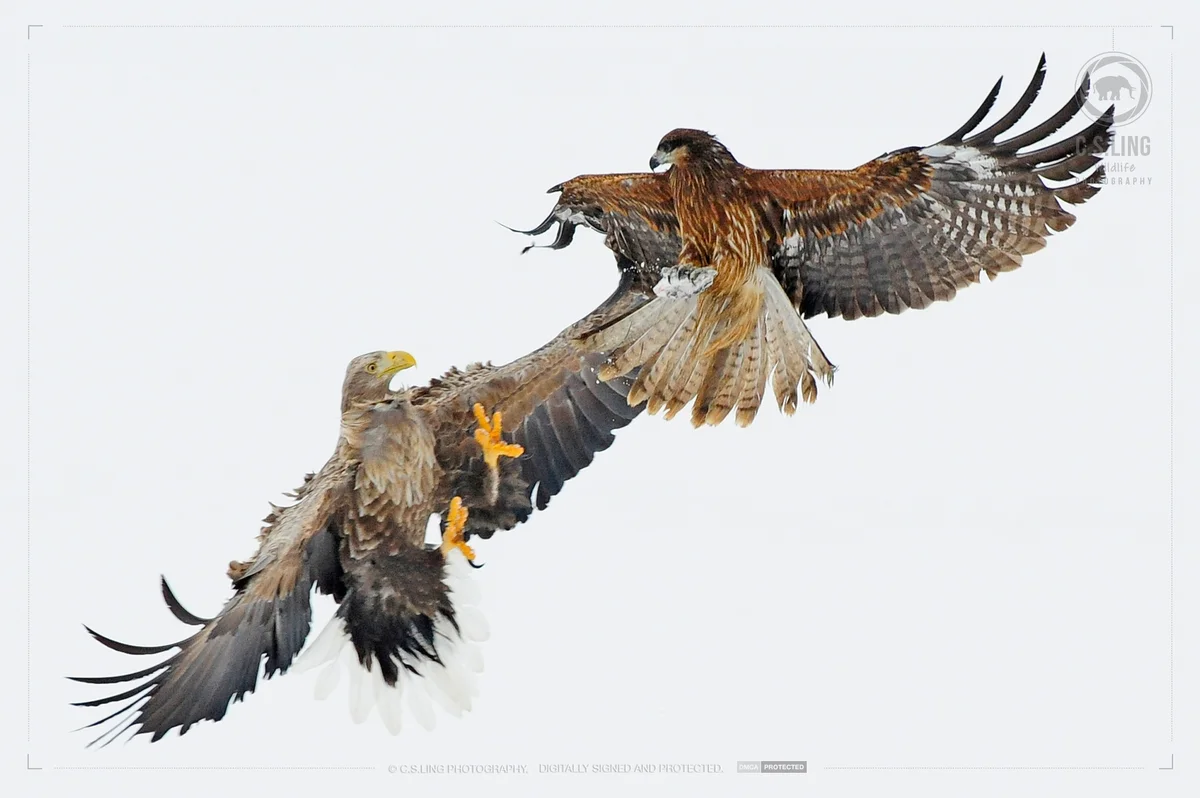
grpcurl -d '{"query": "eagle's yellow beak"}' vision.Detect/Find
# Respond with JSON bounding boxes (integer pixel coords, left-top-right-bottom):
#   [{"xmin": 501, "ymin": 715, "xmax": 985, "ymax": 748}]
[{"xmin": 379, "ymin": 350, "xmax": 417, "ymax": 378}]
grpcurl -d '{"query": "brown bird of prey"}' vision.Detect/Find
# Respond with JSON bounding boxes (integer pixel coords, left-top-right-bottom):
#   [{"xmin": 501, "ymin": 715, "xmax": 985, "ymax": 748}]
[
  {"xmin": 72, "ymin": 275, "xmax": 655, "ymax": 743},
  {"xmin": 515, "ymin": 56, "xmax": 1113, "ymax": 427}
]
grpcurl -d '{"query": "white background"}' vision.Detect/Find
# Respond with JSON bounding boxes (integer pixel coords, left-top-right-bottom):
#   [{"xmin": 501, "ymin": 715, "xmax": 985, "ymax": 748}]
[{"xmin": 1, "ymin": 1, "xmax": 1195, "ymax": 796}]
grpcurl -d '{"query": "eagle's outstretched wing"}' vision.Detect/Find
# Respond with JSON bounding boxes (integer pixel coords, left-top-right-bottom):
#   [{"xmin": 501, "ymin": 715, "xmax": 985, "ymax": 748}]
[
  {"xmin": 70, "ymin": 463, "xmax": 352, "ymax": 745},
  {"xmin": 525, "ymin": 56, "xmax": 1111, "ymax": 322},
  {"xmin": 412, "ymin": 267, "xmax": 652, "ymax": 527}
]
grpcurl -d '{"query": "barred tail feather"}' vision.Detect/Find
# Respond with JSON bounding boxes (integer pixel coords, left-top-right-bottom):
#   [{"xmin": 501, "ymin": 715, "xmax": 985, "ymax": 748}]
[
  {"xmin": 763, "ymin": 273, "xmax": 836, "ymax": 410},
  {"xmin": 592, "ymin": 299, "xmax": 692, "ymax": 383},
  {"xmin": 637, "ymin": 301, "xmax": 703, "ymax": 415},
  {"xmin": 661, "ymin": 300, "xmax": 727, "ymax": 420},
  {"xmin": 583, "ymin": 270, "xmax": 835, "ymax": 427},
  {"xmin": 735, "ymin": 316, "xmax": 768, "ymax": 427},
  {"xmin": 695, "ymin": 338, "xmax": 747, "ymax": 426}
]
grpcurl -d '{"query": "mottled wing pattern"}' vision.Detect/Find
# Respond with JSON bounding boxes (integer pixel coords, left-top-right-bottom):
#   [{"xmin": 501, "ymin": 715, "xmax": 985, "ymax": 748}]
[
  {"xmin": 70, "ymin": 462, "xmax": 353, "ymax": 745},
  {"xmin": 412, "ymin": 270, "xmax": 650, "ymax": 525},
  {"xmin": 521, "ymin": 172, "xmax": 681, "ymax": 271},
  {"xmin": 757, "ymin": 56, "xmax": 1113, "ymax": 320}
]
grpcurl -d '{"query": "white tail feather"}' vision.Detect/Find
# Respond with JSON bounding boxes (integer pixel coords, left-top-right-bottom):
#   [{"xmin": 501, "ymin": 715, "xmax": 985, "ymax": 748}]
[
  {"xmin": 349, "ymin": 651, "xmax": 374, "ymax": 725},
  {"xmin": 455, "ymin": 606, "xmax": 490, "ymax": 642},
  {"xmin": 293, "ymin": 550, "xmax": 485, "ymax": 734},
  {"xmin": 462, "ymin": 644, "xmax": 485, "ymax": 674},
  {"xmin": 291, "ymin": 610, "xmax": 347, "ymax": 674},
  {"xmin": 406, "ymin": 681, "xmax": 436, "ymax": 730},
  {"xmin": 313, "ymin": 657, "xmax": 341, "ymax": 700},
  {"xmin": 376, "ymin": 673, "xmax": 406, "ymax": 734}
]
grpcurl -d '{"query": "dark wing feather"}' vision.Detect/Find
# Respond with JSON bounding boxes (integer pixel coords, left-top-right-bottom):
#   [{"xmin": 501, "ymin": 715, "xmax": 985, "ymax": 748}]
[
  {"xmin": 521, "ymin": 172, "xmax": 681, "ymax": 271},
  {"xmin": 753, "ymin": 57, "xmax": 1113, "ymax": 320},
  {"xmin": 412, "ymin": 267, "xmax": 649, "ymax": 529},
  {"xmin": 70, "ymin": 463, "xmax": 351, "ymax": 745},
  {"xmin": 513, "ymin": 352, "xmax": 641, "ymax": 512}
]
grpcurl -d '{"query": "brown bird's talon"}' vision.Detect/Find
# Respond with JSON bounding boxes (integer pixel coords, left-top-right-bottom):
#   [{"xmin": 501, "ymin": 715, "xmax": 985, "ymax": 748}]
[
  {"xmin": 440, "ymin": 496, "xmax": 475, "ymax": 562},
  {"xmin": 471, "ymin": 402, "xmax": 525, "ymax": 468}
]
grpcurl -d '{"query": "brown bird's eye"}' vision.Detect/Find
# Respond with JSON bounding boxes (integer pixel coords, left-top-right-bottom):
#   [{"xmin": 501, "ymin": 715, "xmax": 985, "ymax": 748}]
[{"xmin": 366, "ymin": 363, "xmax": 377, "ymax": 373}]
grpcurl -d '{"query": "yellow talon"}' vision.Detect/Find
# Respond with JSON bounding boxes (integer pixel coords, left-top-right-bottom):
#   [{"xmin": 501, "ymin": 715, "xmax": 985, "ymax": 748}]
[
  {"xmin": 472, "ymin": 402, "xmax": 525, "ymax": 468},
  {"xmin": 440, "ymin": 496, "xmax": 475, "ymax": 561}
]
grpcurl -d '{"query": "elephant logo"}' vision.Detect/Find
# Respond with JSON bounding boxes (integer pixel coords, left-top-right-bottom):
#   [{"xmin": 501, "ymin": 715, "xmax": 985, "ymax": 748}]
[
  {"xmin": 1095, "ymin": 75, "xmax": 1135, "ymax": 102},
  {"xmin": 1078, "ymin": 52, "xmax": 1152, "ymax": 126}
]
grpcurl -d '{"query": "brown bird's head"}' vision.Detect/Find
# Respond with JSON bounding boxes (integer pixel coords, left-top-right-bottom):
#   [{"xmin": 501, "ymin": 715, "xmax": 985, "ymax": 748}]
[
  {"xmin": 341, "ymin": 350, "xmax": 417, "ymax": 411},
  {"xmin": 649, "ymin": 128, "xmax": 737, "ymax": 171}
]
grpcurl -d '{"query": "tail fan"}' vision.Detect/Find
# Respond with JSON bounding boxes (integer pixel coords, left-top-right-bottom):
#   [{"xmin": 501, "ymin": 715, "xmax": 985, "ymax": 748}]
[
  {"xmin": 581, "ymin": 268, "xmax": 834, "ymax": 427},
  {"xmin": 293, "ymin": 549, "xmax": 487, "ymax": 734}
]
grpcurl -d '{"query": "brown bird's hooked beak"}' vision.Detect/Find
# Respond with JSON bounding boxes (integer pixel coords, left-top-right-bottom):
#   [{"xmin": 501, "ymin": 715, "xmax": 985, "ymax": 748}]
[{"xmin": 649, "ymin": 154, "xmax": 663, "ymax": 171}]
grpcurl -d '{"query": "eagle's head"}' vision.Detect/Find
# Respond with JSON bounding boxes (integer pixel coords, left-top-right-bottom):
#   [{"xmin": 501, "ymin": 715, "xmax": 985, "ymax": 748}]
[
  {"xmin": 341, "ymin": 350, "xmax": 417, "ymax": 411},
  {"xmin": 649, "ymin": 128, "xmax": 736, "ymax": 171}
]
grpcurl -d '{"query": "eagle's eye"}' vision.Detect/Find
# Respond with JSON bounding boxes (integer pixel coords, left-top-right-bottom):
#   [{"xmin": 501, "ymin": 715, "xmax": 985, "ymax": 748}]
[
  {"xmin": 660, "ymin": 138, "xmax": 683, "ymax": 152},
  {"xmin": 366, "ymin": 363, "xmax": 378, "ymax": 373}
]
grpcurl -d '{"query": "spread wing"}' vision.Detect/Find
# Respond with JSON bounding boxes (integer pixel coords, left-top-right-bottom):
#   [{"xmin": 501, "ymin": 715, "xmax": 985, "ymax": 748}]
[
  {"xmin": 751, "ymin": 56, "xmax": 1113, "ymax": 320},
  {"xmin": 519, "ymin": 171, "xmax": 680, "ymax": 271},
  {"xmin": 524, "ymin": 56, "xmax": 1111, "ymax": 322},
  {"xmin": 412, "ymin": 268, "xmax": 651, "ymax": 528},
  {"xmin": 70, "ymin": 462, "xmax": 353, "ymax": 745}
]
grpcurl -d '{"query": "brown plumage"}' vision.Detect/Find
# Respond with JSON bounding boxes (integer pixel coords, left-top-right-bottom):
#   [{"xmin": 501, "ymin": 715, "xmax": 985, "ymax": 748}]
[
  {"xmin": 71, "ymin": 272, "xmax": 656, "ymax": 743},
  {"xmin": 517, "ymin": 56, "xmax": 1114, "ymax": 427}
]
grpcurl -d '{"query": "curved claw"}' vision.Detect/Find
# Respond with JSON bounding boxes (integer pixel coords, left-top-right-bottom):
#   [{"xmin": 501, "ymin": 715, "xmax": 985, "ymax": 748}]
[{"xmin": 466, "ymin": 559, "xmax": 485, "ymax": 570}]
